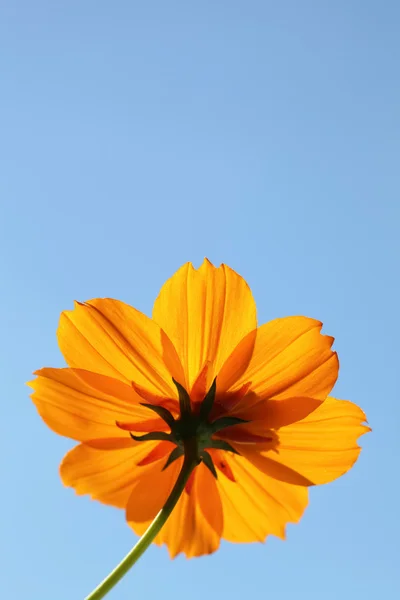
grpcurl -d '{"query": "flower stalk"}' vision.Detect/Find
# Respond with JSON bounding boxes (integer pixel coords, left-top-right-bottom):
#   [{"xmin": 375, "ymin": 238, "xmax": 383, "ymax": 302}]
[{"xmin": 85, "ymin": 441, "xmax": 199, "ymax": 600}]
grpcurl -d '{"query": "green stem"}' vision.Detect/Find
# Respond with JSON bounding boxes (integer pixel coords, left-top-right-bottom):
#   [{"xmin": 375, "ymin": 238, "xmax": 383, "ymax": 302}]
[{"xmin": 85, "ymin": 451, "xmax": 197, "ymax": 600}]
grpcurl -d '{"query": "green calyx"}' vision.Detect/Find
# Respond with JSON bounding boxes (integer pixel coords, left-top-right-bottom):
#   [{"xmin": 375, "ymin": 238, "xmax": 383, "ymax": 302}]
[{"xmin": 130, "ymin": 378, "xmax": 247, "ymax": 479}]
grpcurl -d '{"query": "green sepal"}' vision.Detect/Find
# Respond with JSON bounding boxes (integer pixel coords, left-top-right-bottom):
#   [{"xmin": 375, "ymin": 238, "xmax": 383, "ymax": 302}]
[
  {"xmin": 162, "ymin": 446, "xmax": 184, "ymax": 470},
  {"xmin": 199, "ymin": 377, "xmax": 217, "ymax": 421},
  {"xmin": 140, "ymin": 403, "xmax": 176, "ymax": 429},
  {"xmin": 209, "ymin": 439, "xmax": 241, "ymax": 455},
  {"xmin": 209, "ymin": 416, "xmax": 248, "ymax": 434},
  {"xmin": 130, "ymin": 431, "xmax": 173, "ymax": 442},
  {"xmin": 172, "ymin": 378, "xmax": 192, "ymax": 417},
  {"xmin": 200, "ymin": 450, "xmax": 218, "ymax": 478}
]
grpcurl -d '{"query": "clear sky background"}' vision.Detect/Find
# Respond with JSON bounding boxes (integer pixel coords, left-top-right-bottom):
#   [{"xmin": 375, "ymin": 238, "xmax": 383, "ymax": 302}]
[{"xmin": 1, "ymin": 1, "xmax": 398, "ymax": 599}]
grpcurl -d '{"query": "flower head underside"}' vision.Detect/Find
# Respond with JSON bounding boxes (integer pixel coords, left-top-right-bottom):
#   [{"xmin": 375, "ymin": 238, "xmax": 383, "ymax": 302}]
[{"xmin": 29, "ymin": 259, "xmax": 369, "ymax": 558}]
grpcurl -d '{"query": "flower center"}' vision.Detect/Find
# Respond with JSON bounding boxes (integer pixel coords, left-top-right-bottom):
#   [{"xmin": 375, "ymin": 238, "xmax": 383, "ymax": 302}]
[{"xmin": 130, "ymin": 378, "xmax": 248, "ymax": 478}]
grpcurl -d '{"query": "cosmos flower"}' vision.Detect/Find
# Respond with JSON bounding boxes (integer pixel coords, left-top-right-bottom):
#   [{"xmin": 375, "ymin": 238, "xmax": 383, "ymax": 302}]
[{"xmin": 29, "ymin": 260, "xmax": 369, "ymax": 558}]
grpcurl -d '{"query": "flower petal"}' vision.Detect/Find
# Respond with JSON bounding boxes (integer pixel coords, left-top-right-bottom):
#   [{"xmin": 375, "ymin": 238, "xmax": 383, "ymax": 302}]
[
  {"xmin": 230, "ymin": 446, "xmax": 314, "ymax": 486},
  {"xmin": 238, "ymin": 397, "xmax": 370, "ymax": 486},
  {"xmin": 128, "ymin": 462, "xmax": 223, "ymax": 558},
  {"xmin": 158, "ymin": 462, "xmax": 223, "ymax": 558},
  {"xmin": 28, "ymin": 368, "xmax": 155, "ymax": 442},
  {"xmin": 126, "ymin": 457, "xmax": 183, "ymax": 522},
  {"xmin": 217, "ymin": 454, "xmax": 308, "ymax": 542},
  {"xmin": 57, "ymin": 299, "xmax": 184, "ymax": 396},
  {"xmin": 152, "ymin": 260, "xmax": 257, "ymax": 389},
  {"xmin": 263, "ymin": 397, "xmax": 370, "ymax": 484},
  {"xmin": 209, "ymin": 449, "xmax": 236, "ymax": 481},
  {"xmin": 229, "ymin": 317, "xmax": 338, "ymax": 400},
  {"xmin": 60, "ymin": 441, "xmax": 158, "ymax": 508},
  {"xmin": 225, "ymin": 395, "xmax": 322, "ymax": 431},
  {"xmin": 137, "ymin": 441, "xmax": 175, "ymax": 466}
]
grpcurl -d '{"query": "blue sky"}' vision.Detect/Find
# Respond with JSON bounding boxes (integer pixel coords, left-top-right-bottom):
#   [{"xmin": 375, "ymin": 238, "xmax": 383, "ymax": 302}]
[{"xmin": 1, "ymin": 1, "xmax": 398, "ymax": 598}]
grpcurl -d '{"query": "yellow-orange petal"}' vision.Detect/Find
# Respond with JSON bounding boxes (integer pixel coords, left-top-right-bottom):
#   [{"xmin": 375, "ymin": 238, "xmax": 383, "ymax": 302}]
[
  {"xmin": 129, "ymin": 462, "xmax": 223, "ymax": 558},
  {"xmin": 229, "ymin": 446, "xmax": 314, "ymax": 486},
  {"xmin": 126, "ymin": 457, "xmax": 183, "ymax": 522},
  {"xmin": 57, "ymin": 298, "xmax": 185, "ymax": 396},
  {"xmin": 60, "ymin": 441, "xmax": 159, "ymax": 508},
  {"xmin": 217, "ymin": 330, "xmax": 257, "ymax": 393},
  {"xmin": 245, "ymin": 397, "xmax": 370, "ymax": 485},
  {"xmin": 137, "ymin": 441, "xmax": 175, "ymax": 466},
  {"xmin": 217, "ymin": 454, "xmax": 308, "ymax": 542},
  {"xmin": 209, "ymin": 449, "xmax": 236, "ymax": 481},
  {"xmin": 226, "ymin": 395, "xmax": 322, "ymax": 431},
  {"xmin": 227, "ymin": 316, "xmax": 338, "ymax": 400},
  {"xmin": 190, "ymin": 361, "xmax": 212, "ymax": 403},
  {"xmin": 28, "ymin": 368, "xmax": 155, "ymax": 442},
  {"xmin": 152, "ymin": 260, "xmax": 257, "ymax": 390},
  {"xmin": 84, "ymin": 438, "xmax": 137, "ymax": 450},
  {"xmin": 130, "ymin": 382, "xmax": 179, "ymax": 415},
  {"xmin": 115, "ymin": 418, "xmax": 168, "ymax": 432},
  {"xmin": 159, "ymin": 462, "xmax": 223, "ymax": 558}
]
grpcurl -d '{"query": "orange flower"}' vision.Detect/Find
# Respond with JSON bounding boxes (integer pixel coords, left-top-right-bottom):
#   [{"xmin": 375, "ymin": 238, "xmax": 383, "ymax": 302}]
[{"xmin": 29, "ymin": 260, "xmax": 369, "ymax": 558}]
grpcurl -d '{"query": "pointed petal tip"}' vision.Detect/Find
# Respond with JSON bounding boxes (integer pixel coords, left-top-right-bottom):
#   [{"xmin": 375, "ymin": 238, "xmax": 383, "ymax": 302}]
[
  {"xmin": 27, "ymin": 367, "xmax": 53, "ymax": 387},
  {"xmin": 358, "ymin": 423, "xmax": 372, "ymax": 437},
  {"xmin": 165, "ymin": 533, "xmax": 221, "ymax": 559},
  {"xmin": 31, "ymin": 368, "xmax": 46, "ymax": 378},
  {"xmin": 73, "ymin": 299, "xmax": 86, "ymax": 308}
]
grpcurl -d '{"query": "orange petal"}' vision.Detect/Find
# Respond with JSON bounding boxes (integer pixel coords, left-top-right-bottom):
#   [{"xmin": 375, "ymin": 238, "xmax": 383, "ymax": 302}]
[
  {"xmin": 126, "ymin": 457, "xmax": 183, "ymax": 522},
  {"xmin": 227, "ymin": 396, "xmax": 322, "ymax": 431},
  {"xmin": 231, "ymin": 446, "xmax": 314, "ymax": 486},
  {"xmin": 227, "ymin": 317, "xmax": 338, "ymax": 400},
  {"xmin": 60, "ymin": 441, "xmax": 159, "ymax": 508},
  {"xmin": 130, "ymin": 382, "xmax": 179, "ymax": 415},
  {"xmin": 129, "ymin": 462, "xmax": 223, "ymax": 558},
  {"xmin": 217, "ymin": 330, "xmax": 257, "ymax": 393},
  {"xmin": 185, "ymin": 470, "xmax": 196, "ymax": 494},
  {"xmin": 115, "ymin": 419, "xmax": 168, "ymax": 432},
  {"xmin": 160, "ymin": 463, "xmax": 223, "ymax": 558},
  {"xmin": 209, "ymin": 449, "xmax": 236, "ymax": 481},
  {"xmin": 28, "ymin": 368, "xmax": 154, "ymax": 442},
  {"xmin": 57, "ymin": 299, "xmax": 185, "ymax": 396},
  {"xmin": 84, "ymin": 438, "xmax": 137, "ymax": 450},
  {"xmin": 217, "ymin": 428, "xmax": 276, "ymax": 445},
  {"xmin": 152, "ymin": 260, "xmax": 257, "ymax": 390},
  {"xmin": 190, "ymin": 463, "xmax": 223, "ymax": 548},
  {"xmin": 217, "ymin": 454, "xmax": 308, "ymax": 542},
  {"xmin": 190, "ymin": 361, "xmax": 212, "ymax": 404},
  {"xmin": 260, "ymin": 397, "xmax": 370, "ymax": 485},
  {"xmin": 137, "ymin": 441, "xmax": 174, "ymax": 466},
  {"xmin": 216, "ymin": 382, "xmax": 253, "ymax": 412}
]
